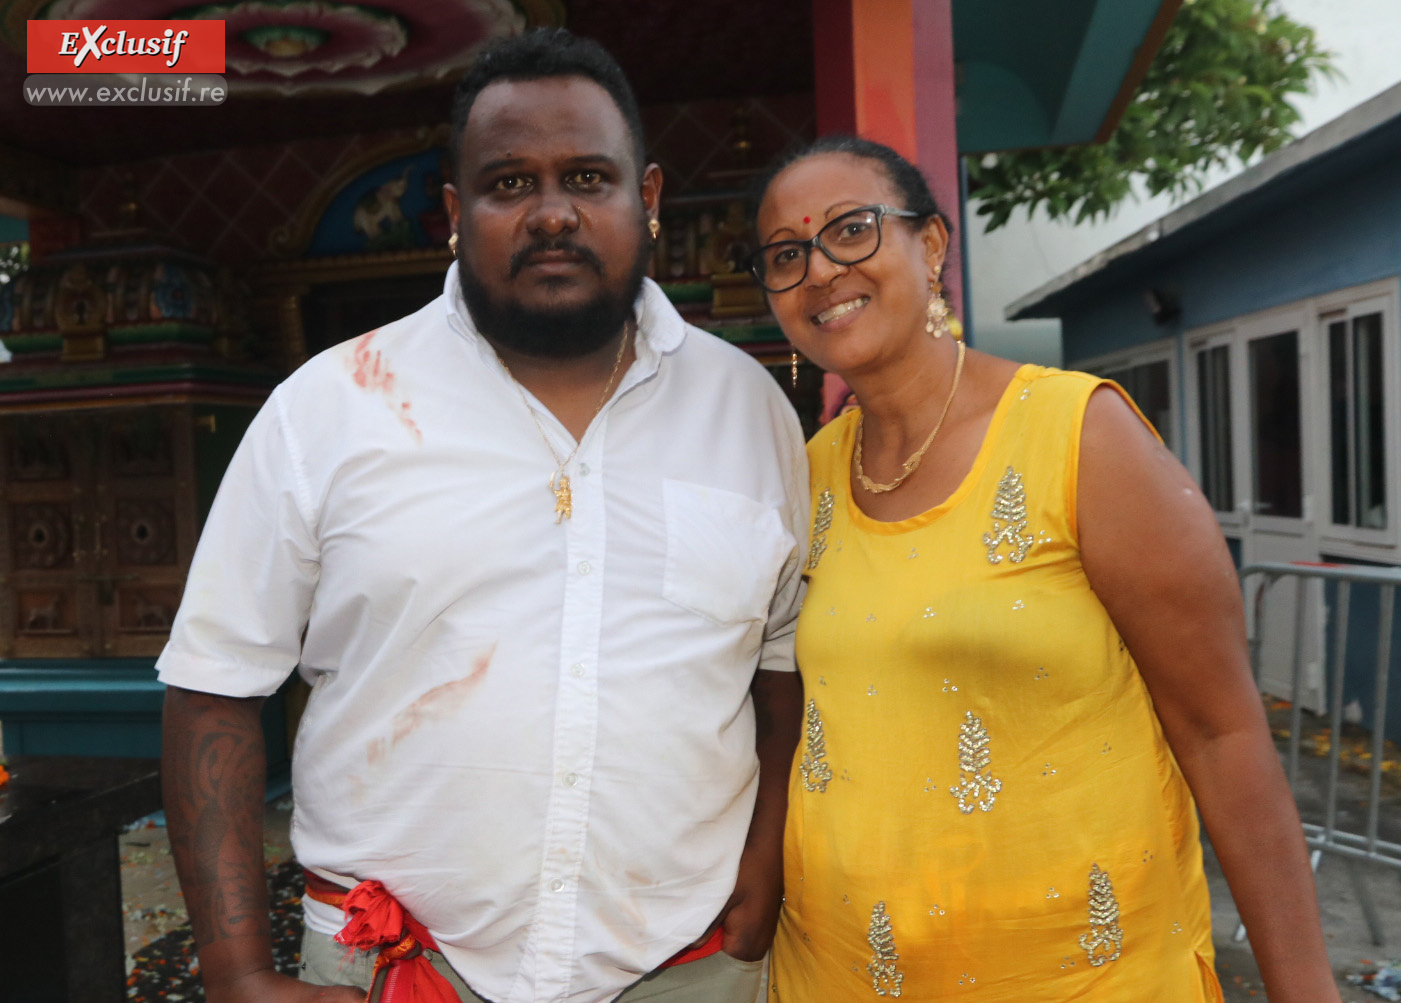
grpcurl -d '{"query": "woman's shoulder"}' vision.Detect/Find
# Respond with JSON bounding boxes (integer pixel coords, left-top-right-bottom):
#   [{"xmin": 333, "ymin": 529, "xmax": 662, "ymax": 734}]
[
  {"xmin": 1020, "ymin": 363, "xmax": 1104, "ymax": 390},
  {"xmin": 1007, "ymin": 363, "xmax": 1114, "ymax": 416},
  {"xmin": 985, "ymin": 363, "xmax": 1124, "ymax": 470},
  {"xmin": 805, "ymin": 409, "xmax": 859, "ymax": 476}
]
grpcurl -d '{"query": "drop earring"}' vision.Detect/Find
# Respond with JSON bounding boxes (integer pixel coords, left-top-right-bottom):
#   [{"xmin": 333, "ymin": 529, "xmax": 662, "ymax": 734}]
[
  {"xmin": 648, "ymin": 218, "xmax": 661, "ymax": 242},
  {"xmin": 790, "ymin": 348, "xmax": 800, "ymax": 389},
  {"xmin": 926, "ymin": 286, "xmax": 950, "ymax": 339},
  {"xmin": 448, "ymin": 232, "xmax": 458, "ymax": 254}
]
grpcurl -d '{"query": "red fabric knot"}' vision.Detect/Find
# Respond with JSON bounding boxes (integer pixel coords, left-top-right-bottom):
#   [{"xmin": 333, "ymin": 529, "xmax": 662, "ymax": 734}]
[
  {"xmin": 336, "ymin": 880, "xmax": 406, "ymax": 950},
  {"xmin": 332, "ymin": 879, "xmax": 457, "ymax": 1003}
]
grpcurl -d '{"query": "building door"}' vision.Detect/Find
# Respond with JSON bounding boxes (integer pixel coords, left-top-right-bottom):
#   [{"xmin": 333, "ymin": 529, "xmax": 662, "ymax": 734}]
[
  {"xmin": 2, "ymin": 407, "xmax": 199, "ymax": 659},
  {"xmin": 1189, "ymin": 316, "xmax": 1324, "ymax": 709}
]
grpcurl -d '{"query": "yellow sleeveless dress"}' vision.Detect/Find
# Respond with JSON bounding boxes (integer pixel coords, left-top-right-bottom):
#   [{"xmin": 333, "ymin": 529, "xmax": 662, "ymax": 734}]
[{"xmin": 770, "ymin": 366, "xmax": 1222, "ymax": 1002}]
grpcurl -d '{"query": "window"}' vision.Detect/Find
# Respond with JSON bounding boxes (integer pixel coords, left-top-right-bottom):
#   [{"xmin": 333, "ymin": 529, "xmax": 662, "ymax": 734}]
[
  {"xmin": 1076, "ymin": 341, "xmax": 1178, "ymax": 464},
  {"xmin": 1328, "ymin": 310, "xmax": 1386, "ymax": 530},
  {"xmin": 1184, "ymin": 282, "xmax": 1397, "ymax": 560},
  {"xmin": 1196, "ymin": 344, "xmax": 1234, "ymax": 514},
  {"xmin": 1103, "ymin": 359, "xmax": 1173, "ymax": 453},
  {"xmin": 1247, "ymin": 331, "xmax": 1302, "ymax": 519}
]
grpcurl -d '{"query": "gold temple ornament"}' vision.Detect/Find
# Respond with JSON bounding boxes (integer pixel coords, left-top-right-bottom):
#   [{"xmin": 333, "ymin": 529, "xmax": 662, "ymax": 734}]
[
  {"xmin": 549, "ymin": 471, "xmax": 573, "ymax": 523},
  {"xmin": 983, "ymin": 465, "xmax": 1035, "ymax": 564},
  {"xmin": 807, "ymin": 487, "xmax": 835, "ymax": 569},
  {"xmin": 950, "ymin": 710, "xmax": 1003, "ymax": 814},
  {"xmin": 800, "ymin": 698, "xmax": 833, "ymax": 792},
  {"xmin": 1079, "ymin": 863, "xmax": 1125, "ymax": 966},
  {"xmin": 867, "ymin": 901, "xmax": 905, "ymax": 997},
  {"xmin": 493, "ymin": 323, "xmax": 632, "ymax": 524}
]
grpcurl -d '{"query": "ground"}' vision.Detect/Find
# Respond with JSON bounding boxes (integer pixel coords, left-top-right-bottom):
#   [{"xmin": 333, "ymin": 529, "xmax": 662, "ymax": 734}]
[
  {"xmin": 1208, "ymin": 701, "xmax": 1401, "ymax": 1002},
  {"xmin": 118, "ymin": 702, "xmax": 1401, "ymax": 1001}
]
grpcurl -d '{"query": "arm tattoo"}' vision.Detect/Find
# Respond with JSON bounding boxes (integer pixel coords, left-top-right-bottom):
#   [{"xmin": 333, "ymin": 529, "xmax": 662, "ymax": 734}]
[{"xmin": 163, "ymin": 688, "xmax": 271, "ymax": 947}]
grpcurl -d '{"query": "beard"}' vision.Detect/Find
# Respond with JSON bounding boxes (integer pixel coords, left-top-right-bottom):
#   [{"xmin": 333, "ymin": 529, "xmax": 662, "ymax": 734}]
[{"xmin": 457, "ymin": 223, "xmax": 651, "ymax": 360}]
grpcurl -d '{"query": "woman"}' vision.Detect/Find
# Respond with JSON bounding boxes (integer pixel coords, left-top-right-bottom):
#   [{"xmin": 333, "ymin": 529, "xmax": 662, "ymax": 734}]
[{"xmin": 750, "ymin": 136, "xmax": 1339, "ymax": 1002}]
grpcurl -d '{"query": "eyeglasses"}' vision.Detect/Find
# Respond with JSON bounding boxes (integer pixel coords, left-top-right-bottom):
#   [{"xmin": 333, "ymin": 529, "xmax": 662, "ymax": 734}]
[{"xmin": 748, "ymin": 204, "xmax": 924, "ymax": 293}]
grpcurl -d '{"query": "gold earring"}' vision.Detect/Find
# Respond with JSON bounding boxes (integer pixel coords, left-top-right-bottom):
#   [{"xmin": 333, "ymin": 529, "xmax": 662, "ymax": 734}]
[
  {"xmin": 927, "ymin": 289, "xmax": 950, "ymax": 339},
  {"xmin": 790, "ymin": 348, "xmax": 800, "ymax": 389},
  {"xmin": 448, "ymin": 232, "xmax": 458, "ymax": 254},
  {"xmin": 648, "ymin": 218, "xmax": 660, "ymax": 242}
]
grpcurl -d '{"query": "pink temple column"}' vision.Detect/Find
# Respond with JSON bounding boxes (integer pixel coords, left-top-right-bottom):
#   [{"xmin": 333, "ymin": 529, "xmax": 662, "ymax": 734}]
[{"xmin": 812, "ymin": 0, "xmax": 963, "ymax": 417}]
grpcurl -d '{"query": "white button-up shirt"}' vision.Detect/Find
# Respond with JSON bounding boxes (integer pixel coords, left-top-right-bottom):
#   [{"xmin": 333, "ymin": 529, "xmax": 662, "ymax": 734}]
[{"xmin": 156, "ymin": 265, "xmax": 808, "ymax": 1003}]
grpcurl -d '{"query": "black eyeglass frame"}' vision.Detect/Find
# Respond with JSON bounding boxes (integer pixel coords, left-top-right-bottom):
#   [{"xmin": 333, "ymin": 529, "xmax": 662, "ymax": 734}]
[{"xmin": 747, "ymin": 203, "xmax": 925, "ymax": 293}]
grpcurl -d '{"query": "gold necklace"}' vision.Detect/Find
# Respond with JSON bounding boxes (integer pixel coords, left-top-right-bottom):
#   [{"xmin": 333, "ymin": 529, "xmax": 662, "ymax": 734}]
[
  {"xmin": 854, "ymin": 338, "xmax": 966, "ymax": 494},
  {"xmin": 496, "ymin": 322, "xmax": 633, "ymax": 523}
]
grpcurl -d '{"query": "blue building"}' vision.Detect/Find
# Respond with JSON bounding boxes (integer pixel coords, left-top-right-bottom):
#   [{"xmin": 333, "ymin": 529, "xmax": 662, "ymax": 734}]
[{"xmin": 1011, "ymin": 82, "xmax": 1401, "ymax": 722}]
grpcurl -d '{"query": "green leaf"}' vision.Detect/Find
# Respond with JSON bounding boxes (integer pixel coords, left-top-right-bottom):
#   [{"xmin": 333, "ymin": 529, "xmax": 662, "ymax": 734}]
[{"xmin": 970, "ymin": 0, "xmax": 1334, "ymax": 232}]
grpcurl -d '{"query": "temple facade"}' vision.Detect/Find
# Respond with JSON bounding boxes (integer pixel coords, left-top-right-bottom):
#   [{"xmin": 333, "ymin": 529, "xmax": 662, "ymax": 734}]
[{"xmin": 0, "ymin": 0, "xmax": 1180, "ymax": 762}]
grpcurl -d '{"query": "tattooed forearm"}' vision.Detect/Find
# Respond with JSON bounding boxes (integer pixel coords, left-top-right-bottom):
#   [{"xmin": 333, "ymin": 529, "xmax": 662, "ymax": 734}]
[{"xmin": 162, "ymin": 686, "xmax": 274, "ymax": 968}]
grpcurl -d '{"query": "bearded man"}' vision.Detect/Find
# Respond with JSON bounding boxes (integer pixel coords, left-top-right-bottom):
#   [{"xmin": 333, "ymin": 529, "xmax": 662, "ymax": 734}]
[{"xmin": 158, "ymin": 28, "xmax": 806, "ymax": 1003}]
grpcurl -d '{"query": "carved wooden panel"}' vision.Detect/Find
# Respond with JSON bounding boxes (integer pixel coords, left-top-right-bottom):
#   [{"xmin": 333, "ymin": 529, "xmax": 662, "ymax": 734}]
[
  {"xmin": 2, "ymin": 413, "xmax": 97, "ymax": 657},
  {"xmin": 12, "ymin": 502, "xmax": 75, "ymax": 569},
  {"xmin": 108, "ymin": 411, "xmax": 174, "ymax": 478},
  {"xmin": 113, "ymin": 498, "xmax": 177, "ymax": 567},
  {"xmin": 15, "ymin": 587, "xmax": 79, "ymax": 636},
  {"xmin": 98, "ymin": 406, "xmax": 196, "ymax": 657},
  {"xmin": 115, "ymin": 584, "xmax": 181, "ymax": 635},
  {"xmin": 7, "ymin": 415, "xmax": 72, "ymax": 482},
  {"xmin": 0, "ymin": 405, "xmax": 199, "ymax": 658}
]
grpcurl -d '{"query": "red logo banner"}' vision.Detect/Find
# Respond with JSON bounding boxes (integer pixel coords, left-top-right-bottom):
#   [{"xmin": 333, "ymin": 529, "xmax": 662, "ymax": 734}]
[{"xmin": 27, "ymin": 20, "xmax": 225, "ymax": 74}]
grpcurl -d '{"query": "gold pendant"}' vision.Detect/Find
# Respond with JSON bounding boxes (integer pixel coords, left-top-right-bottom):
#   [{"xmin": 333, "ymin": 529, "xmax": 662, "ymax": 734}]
[{"xmin": 550, "ymin": 471, "xmax": 573, "ymax": 523}]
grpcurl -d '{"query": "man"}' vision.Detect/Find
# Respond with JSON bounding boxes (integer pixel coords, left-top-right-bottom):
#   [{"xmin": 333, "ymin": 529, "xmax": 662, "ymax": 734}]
[{"xmin": 158, "ymin": 28, "xmax": 807, "ymax": 1003}]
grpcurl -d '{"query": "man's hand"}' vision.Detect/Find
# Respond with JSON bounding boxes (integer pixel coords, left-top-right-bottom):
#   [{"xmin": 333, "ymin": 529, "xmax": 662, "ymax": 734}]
[
  {"xmin": 204, "ymin": 969, "xmax": 365, "ymax": 1003},
  {"xmin": 715, "ymin": 840, "xmax": 784, "ymax": 961}
]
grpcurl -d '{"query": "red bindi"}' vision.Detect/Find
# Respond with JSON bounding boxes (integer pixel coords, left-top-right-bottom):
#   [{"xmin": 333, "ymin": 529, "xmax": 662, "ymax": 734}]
[{"xmin": 803, "ymin": 216, "xmax": 811, "ymax": 223}]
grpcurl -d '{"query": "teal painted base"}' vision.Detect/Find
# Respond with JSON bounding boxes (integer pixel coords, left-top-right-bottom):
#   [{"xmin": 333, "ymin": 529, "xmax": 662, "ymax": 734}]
[{"xmin": 0, "ymin": 661, "xmax": 289, "ymax": 772}]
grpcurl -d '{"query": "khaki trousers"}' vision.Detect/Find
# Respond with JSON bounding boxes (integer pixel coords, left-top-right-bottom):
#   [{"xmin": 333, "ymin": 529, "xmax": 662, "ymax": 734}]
[{"xmin": 300, "ymin": 926, "xmax": 766, "ymax": 1003}]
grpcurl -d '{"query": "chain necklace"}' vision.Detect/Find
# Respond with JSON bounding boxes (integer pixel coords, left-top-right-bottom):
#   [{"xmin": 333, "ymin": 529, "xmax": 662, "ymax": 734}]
[
  {"xmin": 854, "ymin": 338, "xmax": 966, "ymax": 494},
  {"xmin": 495, "ymin": 322, "xmax": 633, "ymax": 523}
]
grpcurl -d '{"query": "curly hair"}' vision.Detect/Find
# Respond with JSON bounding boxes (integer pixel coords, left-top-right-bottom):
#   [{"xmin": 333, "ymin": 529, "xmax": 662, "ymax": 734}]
[{"xmin": 449, "ymin": 28, "xmax": 645, "ymax": 177}]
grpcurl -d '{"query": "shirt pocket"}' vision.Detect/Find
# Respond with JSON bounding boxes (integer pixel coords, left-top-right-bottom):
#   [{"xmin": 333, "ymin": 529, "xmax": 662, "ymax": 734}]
[{"xmin": 662, "ymin": 479, "xmax": 795, "ymax": 627}]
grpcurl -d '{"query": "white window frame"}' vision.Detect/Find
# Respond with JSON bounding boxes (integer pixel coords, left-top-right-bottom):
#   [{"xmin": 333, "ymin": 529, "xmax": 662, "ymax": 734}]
[
  {"xmin": 1309, "ymin": 278, "xmax": 1401, "ymax": 559},
  {"xmin": 1184, "ymin": 323, "xmax": 1244, "ymax": 534},
  {"xmin": 1074, "ymin": 337, "xmax": 1180, "ymax": 458},
  {"xmin": 1238, "ymin": 303, "xmax": 1312, "ymax": 534},
  {"xmin": 1182, "ymin": 278, "xmax": 1401, "ymax": 561}
]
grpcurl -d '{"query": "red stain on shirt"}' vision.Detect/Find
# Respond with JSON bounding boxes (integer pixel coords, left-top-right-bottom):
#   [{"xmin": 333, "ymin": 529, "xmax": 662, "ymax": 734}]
[
  {"xmin": 399, "ymin": 401, "xmax": 421, "ymax": 440},
  {"xmin": 351, "ymin": 330, "xmax": 396, "ymax": 394},
  {"xmin": 387, "ymin": 643, "xmax": 497, "ymax": 747},
  {"xmin": 345, "ymin": 328, "xmax": 423, "ymax": 443}
]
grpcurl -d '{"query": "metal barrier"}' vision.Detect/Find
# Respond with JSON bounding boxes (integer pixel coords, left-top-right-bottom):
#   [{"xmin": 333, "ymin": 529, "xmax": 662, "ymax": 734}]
[{"xmin": 1237, "ymin": 561, "xmax": 1401, "ymax": 945}]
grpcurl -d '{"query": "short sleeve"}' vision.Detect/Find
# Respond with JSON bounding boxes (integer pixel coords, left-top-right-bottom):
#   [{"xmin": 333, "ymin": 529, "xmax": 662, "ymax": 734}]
[
  {"xmin": 155, "ymin": 389, "xmax": 322, "ymax": 698},
  {"xmin": 758, "ymin": 394, "xmax": 810, "ymax": 674}
]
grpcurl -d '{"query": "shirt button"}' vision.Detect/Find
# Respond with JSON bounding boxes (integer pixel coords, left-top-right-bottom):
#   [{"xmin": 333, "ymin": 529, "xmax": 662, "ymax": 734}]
[
  {"xmin": 564, "ymin": 772, "xmax": 579, "ymax": 787},
  {"xmin": 571, "ymin": 663, "xmax": 586, "ymax": 677},
  {"xmin": 550, "ymin": 879, "xmax": 565, "ymax": 892},
  {"xmin": 579, "ymin": 462, "xmax": 590, "ymax": 476},
  {"xmin": 577, "ymin": 561, "xmax": 591, "ymax": 575}
]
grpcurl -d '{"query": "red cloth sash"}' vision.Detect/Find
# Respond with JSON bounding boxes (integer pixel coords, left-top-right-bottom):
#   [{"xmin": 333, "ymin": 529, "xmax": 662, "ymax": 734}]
[
  {"xmin": 304, "ymin": 871, "xmax": 455, "ymax": 1003},
  {"xmin": 302, "ymin": 869, "xmax": 725, "ymax": 1000},
  {"xmin": 660, "ymin": 926, "xmax": 724, "ymax": 968}
]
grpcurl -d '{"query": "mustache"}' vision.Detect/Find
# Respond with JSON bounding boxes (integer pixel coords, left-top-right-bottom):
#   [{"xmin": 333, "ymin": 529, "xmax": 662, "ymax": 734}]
[{"xmin": 509, "ymin": 239, "xmax": 606, "ymax": 278}]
